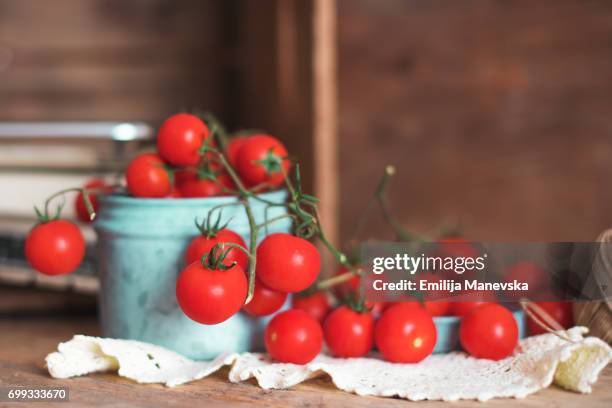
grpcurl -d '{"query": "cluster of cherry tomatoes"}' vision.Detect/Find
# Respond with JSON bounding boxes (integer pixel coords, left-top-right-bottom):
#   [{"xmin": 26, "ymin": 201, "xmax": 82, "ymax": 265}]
[
  {"xmin": 127, "ymin": 113, "xmax": 290, "ymax": 199},
  {"xmin": 23, "ymin": 112, "xmax": 576, "ymax": 368},
  {"xmin": 24, "ymin": 112, "xmax": 290, "ymax": 277},
  {"xmin": 176, "ymin": 231, "xmax": 321, "ymax": 326}
]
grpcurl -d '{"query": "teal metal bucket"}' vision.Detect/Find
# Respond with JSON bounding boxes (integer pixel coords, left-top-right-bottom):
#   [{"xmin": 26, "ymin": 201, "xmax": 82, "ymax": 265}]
[{"xmin": 94, "ymin": 190, "xmax": 291, "ymax": 360}]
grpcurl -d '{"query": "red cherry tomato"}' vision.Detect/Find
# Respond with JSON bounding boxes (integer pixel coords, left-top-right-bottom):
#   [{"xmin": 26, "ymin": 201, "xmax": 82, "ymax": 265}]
[
  {"xmin": 375, "ymin": 303, "xmax": 437, "ymax": 363},
  {"xmin": 333, "ymin": 266, "xmax": 361, "ymax": 300},
  {"xmin": 235, "ymin": 134, "xmax": 290, "ymax": 188},
  {"xmin": 75, "ymin": 179, "xmax": 108, "ymax": 222},
  {"xmin": 504, "ymin": 261, "xmax": 549, "ymax": 292},
  {"xmin": 265, "ymin": 309, "xmax": 323, "ymax": 364},
  {"xmin": 243, "ymin": 279, "xmax": 287, "ymax": 317},
  {"xmin": 126, "ymin": 153, "xmax": 172, "ymax": 198},
  {"xmin": 157, "ymin": 113, "xmax": 210, "ymax": 166},
  {"xmin": 450, "ymin": 301, "xmax": 494, "ymax": 318},
  {"xmin": 324, "ymin": 306, "xmax": 374, "ymax": 358},
  {"xmin": 216, "ymin": 173, "xmax": 236, "ymax": 193},
  {"xmin": 175, "ymin": 261, "xmax": 247, "ymax": 325},
  {"xmin": 291, "ymin": 292, "xmax": 330, "ymax": 323},
  {"xmin": 527, "ymin": 301, "xmax": 573, "ymax": 335},
  {"xmin": 404, "ymin": 300, "xmax": 451, "ymax": 316},
  {"xmin": 459, "ymin": 303, "xmax": 518, "ymax": 360},
  {"xmin": 227, "ymin": 136, "xmax": 248, "ymax": 167},
  {"xmin": 176, "ymin": 171, "xmax": 234, "ymax": 198},
  {"xmin": 437, "ymin": 236, "xmax": 478, "ymax": 258},
  {"xmin": 167, "ymin": 186, "xmax": 182, "ymax": 198},
  {"xmin": 185, "ymin": 229, "xmax": 248, "ymax": 271},
  {"xmin": 25, "ymin": 220, "xmax": 85, "ymax": 276},
  {"xmin": 256, "ymin": 233, "xmax": 320, "ymax": 293},
  {"xmin": 177, "ymin": 176, "xmax": 223, "ymax": 198}
]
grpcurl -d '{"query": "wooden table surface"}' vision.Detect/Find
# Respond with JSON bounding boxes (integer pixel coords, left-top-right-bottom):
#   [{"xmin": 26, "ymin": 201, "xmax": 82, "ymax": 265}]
[{"xmin": 0, "ymin": 293, "xmax": 611, "ymax": 407}]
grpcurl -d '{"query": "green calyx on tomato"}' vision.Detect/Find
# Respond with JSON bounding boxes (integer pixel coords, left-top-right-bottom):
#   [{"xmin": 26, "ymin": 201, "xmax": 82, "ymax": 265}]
[
  {"xmin": 201, "ymin": 243, "xmax": 240, "ymax": 271},
  {"xmin": 194, "ymin": 211, "xmax": 231, "ymax": 239},
  {"xmin": 33, "ymin": 204, "xmax": 62, "ymax": 224},
  {"xmin": 254, "ymin": 148, "xmax": 288, "ymax": 176},
  {"xmin": 340, "ymin": 291, "xmax": 370, "ymax": 314}
]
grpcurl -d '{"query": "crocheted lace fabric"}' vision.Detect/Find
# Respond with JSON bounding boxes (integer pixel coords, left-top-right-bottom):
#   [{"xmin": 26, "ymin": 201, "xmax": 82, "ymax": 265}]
[{"xmin": 46, "ymin": 327, "xmax": 611, "ymax": 402}]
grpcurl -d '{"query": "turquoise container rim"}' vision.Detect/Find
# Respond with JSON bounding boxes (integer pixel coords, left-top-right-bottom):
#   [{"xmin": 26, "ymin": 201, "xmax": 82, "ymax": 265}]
[{"xmin": 98, "ymin": 189, "xmax": 287, "ymax": 207}]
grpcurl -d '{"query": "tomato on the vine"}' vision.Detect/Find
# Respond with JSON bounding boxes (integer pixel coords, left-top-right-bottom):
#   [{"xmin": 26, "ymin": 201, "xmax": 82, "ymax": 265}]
[
  {"xmin": 265, "ymin": 309, "xmax": 323, "ymax": 364},
  {"xmin": 167, "ymin": 186, "xmax": 182, "ymax": 198},
  {"xmin": 176, "ymin": 261, "xmax": 247, "ymax": 325},
  {"xmin": 375, "ymin": 303, "xmax": 437, "ymax": 363},
  {"xmin": 256, "ymin": 233, "xmax": 320, "ymax": 293},
  {"xmin": 74, "ymin": 178, "xmax": 109, "ymax": 222},
  {"xmin": 449, "ymin": 301, "xmax": 494, "ymax": 318},
  {"xmin": 176, "ymin": 170, "xmax": 234, "ymax": 198},
  {"xmin": 157, "ymin": 113, "xmax": 210, "ymax": 166},
  {"xmin": 459, "ymin": 303, "xmax": 518, "ymax": 360},
  {"xmin": 235, "ymin": 134, "xmax": 290, "ymax": 188},
  {"xmin": 437, "ymin": 236, "xmax": 478, "ymax": 259},
  {"xmin": 243, "ymin": 279, "xmax": 287, "ymax": 317},
  {"xmin": 178, "ymin": 175, "xmax": 223, "ymax": 198},
  {"xmin": 405, "ymin": 300, "xmax": 451, "ymax": 316},
  {"xmin": 126, "ymin": 153, "xmax": 172, "ymax": 198},
  {"xmin": 226, "ymin": 135, "xmax": 248, "ymax": 167},
  {"xmin": 324, "ymin": 306, "xmax": 374, "ymax": 358},
  {"xmin": 25, "ymin": 220, "xmax": 85, "ymax": 276},
  {"xmin": 332, "ymin": 266, "xmax": 360, "ymax": 300},
  {"xmin": 291, "ymin": 291, "xmax": 330, "ymax": 323},
  {"xmin": 504, "ymin": 261, "xmax": 549, "ymax": 292},
  {"xmin": 527, "ymin": 301, "xmax": 573, "ymax": 335},
  {"xmin": 185, "ymin": 228, "xmax": 248, "ymax": 271}
]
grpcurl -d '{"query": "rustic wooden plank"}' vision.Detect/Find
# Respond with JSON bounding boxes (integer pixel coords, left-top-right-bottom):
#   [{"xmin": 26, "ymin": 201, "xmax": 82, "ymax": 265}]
[{"xmin": 312, "ymin": 0, "xmax": 339, "ymax": 258}]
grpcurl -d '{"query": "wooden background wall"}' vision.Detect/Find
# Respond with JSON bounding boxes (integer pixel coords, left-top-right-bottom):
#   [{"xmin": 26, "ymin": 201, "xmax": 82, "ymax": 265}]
[
  {"xmin": 2, "ymin": 0, "xmax": 612, "ymax": 244},
  {"xmin": 0, "ymin": 0, "xmax": 231, "ymax": 123},
  {"xmin": 337, "ymin": 0, "xmax": 612, "ymax": 243}
]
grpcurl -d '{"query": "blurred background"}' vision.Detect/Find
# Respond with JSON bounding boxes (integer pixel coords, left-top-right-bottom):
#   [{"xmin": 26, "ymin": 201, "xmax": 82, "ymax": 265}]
[{"xmin": 1, "ymin": 0, "xmax": 612, "ymax": 304}]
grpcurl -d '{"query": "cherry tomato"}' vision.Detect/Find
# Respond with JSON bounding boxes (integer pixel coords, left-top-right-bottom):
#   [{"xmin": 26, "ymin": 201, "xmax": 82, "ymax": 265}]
[
  {"xmin": 504, "ymin": 261, "xmax": 549, "ymax": 292},
  {"xmin": 459, "ymin": 303, "xmax": 518, "ymax": 360},
  {"xmin": 265, "ymin": 309, "xmax": 323, "ymax": 364},
  {"xmin": 177, "ymin": 175, "xmax": 223, "ymax": 198},
  {"xmin": 368, "ymin": 301, "xmax": 388, "ymax": 318},
  {"xmin": 227, "ymin": 136, "xmax": 248, "ymax": 167},
  {"xmin": 157, "ymin": 113, "xmax": 210, "ymax": 166},
  {"xmin": 25, "ymin": 220, "xmax": 85, "ymax": 276},
  {"xmin": 527, "ymin": 301, "xmax": 573, "ymax": 335},
  {"xmin": 175, "ymin": 261, "xmax": 247, "ymax": 325},
  {"xmin": 256, "ymin": 233, "xmax": 320, "ymax": 293},
  {"xmin": 167, "ymin": 186, "xmax": 182, "ymax": 198},
  {"xmin": 333, "ymin": 266, "xmax": 360, "ymax": 300},
  {"xmin": 375, "ymin": 303, "xmax": 437, "ymax": 363},
  {"xmin": 405, "ymin": 300, "xmax": 451, "ymax": 316},
  {"xmin": 243, "ymin": 279, "xmax": 287, "ymax": 317},
  {"xmin": 324, "ymin": 306, "xmax": 374, "ymax": 358},
  {"xmin": 126, "ymin": 153, "xmax": 172, "ymax": 198},
  {"xmin": 235, "ymin": 134, "xmax": 290, "ymax": 188},
  {"xmin": 176, "ymin": 171, "xmax": 234, "ymax": 198},
  {"xmin": 291, "ymin": 292, "xmax": 330, "ymax": 323},
  {"xmin": 450, "ymin": 301, "xmax": 494, "ymax": 318},
  {"xmin": 74, "ymin": 179, "xmax": 108, "ymax": 222},
  {"xmin": 437, "ymin": 236, "xmax": 478, "ymax": 259},
  {"xmin": 185, "ymin": 229, "xmax": 248, "ymax": 271}
]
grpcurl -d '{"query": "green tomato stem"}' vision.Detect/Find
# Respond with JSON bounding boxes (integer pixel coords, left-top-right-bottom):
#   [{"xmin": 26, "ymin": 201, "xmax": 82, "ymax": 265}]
[{"xmin": 315, "ymin": 267, "xmax": 362, "ymax": 291}]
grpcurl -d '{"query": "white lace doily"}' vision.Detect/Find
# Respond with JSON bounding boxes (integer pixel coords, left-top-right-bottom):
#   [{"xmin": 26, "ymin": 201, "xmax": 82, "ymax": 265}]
[{"xmin": 46, "ymin": 327, "xmax": 611, "ymax": 402}]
